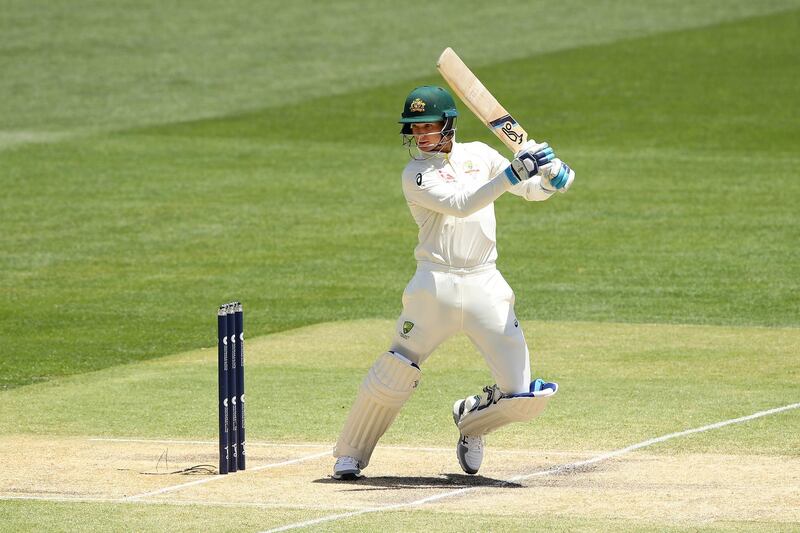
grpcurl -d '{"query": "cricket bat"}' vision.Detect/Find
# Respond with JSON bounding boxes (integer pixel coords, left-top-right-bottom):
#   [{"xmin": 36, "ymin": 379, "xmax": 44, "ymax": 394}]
[{"xmin": 436, "ymin": 47, "xmax": 533, "ymax": 154}]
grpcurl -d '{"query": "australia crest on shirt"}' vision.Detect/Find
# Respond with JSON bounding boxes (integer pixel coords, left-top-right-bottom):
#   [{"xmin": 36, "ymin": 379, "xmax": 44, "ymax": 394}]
[{"xmin": 462, "ymin": 160, "xmax": 481, "ymax": 174}]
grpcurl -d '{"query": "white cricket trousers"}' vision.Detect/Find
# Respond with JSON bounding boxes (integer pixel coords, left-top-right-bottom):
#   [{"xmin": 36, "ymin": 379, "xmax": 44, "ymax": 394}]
[{"xmin": 389, "ymin": 262, "xmax": 531, "ymax": 394}]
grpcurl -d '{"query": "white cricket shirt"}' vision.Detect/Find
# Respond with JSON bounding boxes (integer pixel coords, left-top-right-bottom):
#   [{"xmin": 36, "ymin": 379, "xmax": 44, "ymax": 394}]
[{"xmin": 401, "ymin": 140, "xmax": 553, "ymax": 269}]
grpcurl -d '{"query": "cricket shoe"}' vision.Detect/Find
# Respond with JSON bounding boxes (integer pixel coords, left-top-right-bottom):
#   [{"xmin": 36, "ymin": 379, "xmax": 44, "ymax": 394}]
[
  {"xmin": 332, "ymin": 456, "xmax": 362, "ymax": 480},
  {"xmin": 453, "ymin": 399, "xmax": 484, "ymax": 475}
]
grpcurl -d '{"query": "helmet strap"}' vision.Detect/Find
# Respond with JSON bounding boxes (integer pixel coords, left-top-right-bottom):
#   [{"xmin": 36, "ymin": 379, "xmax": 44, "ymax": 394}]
[{"xmin": 403, "ymin": 128, "xmax": 457, "ymax": 161}]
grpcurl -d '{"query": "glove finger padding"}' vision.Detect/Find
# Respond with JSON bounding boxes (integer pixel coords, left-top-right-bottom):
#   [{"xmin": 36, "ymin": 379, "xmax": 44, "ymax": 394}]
[
  {"xmin": 515, "ymin": 141, "xmax": 548, "ymax": 158},
  {"xmin": 534, "ymin": 147, "xmax": 555, "ymax": 166},
  {"xmin": 552, "ymin": 161, "xmax": 574, "ymax": 192},
  {"xmin": 516, "ymin": 141, "xmax": 555, "ymax": 165},
  {"xmin": 541, "ymin": 159, "xmax": 575, "ymax": 192}
]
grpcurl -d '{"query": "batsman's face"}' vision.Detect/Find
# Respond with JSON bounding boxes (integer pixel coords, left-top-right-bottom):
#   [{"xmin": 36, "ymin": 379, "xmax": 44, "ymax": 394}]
[{"xmin": 411, "ymin": 122, "xmax": 445, "ymax": 151}]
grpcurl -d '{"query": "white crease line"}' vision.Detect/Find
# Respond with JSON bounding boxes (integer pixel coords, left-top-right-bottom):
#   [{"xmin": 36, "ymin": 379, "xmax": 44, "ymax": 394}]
[
  {"xmin": 0, "ymin": 494, "xmax": 364, "ymax": 512},
  {"xmin": 508, "ymin": 401, "xmax": 800, "ymax": 482},
  {"xmin": 166, "ymin": 498, "xmax": 365, "ymax": 511},
  {"xmin": 88, "ymin": 437, "xmax": 596, "ymax": 457},
  {"xmin": 0, "ymin": 495, "xmax": 116, "ymax": 504},
  {"xmin": 122, "ymin": 450, "xmax": 331, "ymax": 501},
  {"xmin": 261, "ymin": 401, "xmax": 800, "ymax": 533}
]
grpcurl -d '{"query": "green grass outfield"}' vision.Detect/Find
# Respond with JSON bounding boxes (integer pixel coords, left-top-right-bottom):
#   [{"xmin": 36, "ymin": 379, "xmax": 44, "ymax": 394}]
[
  {"xmin": 2, "ymin": 1, "xmax": 799, "ymax": 388},
  {"xmin": 1, "ymin": 0, "xmax": 799, "ymax": 531}
]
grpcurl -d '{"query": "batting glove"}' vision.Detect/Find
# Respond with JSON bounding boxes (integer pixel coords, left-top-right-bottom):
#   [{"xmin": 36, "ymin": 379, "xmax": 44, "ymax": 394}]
[
  {"xmin": 540, "ymin": 158, "xmax": 575, "ymax": 193},
  {"xmin": 505, "ymin": 141, "xmax": 555, "ymax": 184}
]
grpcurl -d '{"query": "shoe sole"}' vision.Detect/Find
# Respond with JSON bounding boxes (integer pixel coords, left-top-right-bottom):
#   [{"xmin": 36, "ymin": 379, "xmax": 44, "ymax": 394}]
[{"xmin": 332, "ymin": 471, "xmax": 362, "ymax": 481}]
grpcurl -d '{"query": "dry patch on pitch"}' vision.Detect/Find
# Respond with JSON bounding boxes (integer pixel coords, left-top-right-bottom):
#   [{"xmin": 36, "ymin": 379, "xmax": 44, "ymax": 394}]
[
  {"xmin": 1, "ymin": 435, "xmax": 798, "ymax": 525},
  {"xmin": 0, "ymin": 436, "xmax": 800, "ymax": 523},
  {"xmin": 433, "ymin": 451, "xmax": 800, "ymax": 524},
  {"xmin": 0, "ymin": 435, "xmax": 332, "ymax": 502}
]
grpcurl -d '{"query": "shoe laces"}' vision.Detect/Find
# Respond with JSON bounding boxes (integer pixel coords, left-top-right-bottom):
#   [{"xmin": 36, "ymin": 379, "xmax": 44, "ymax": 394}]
[
  {"xmin": 464, "ymin": 435, "xmax": 483, "ymax": 451},
  {"xmin": 336, "ymin": 456, "xmax": 359, "ymax": 469}
]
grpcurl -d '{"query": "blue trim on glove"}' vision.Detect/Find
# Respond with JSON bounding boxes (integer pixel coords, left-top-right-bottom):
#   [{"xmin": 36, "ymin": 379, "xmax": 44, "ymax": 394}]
[
  {"xmin": 503, "ymin": 165, "xmax": 520, "ymax": 185},
  {"xmin": 535, "ymin": 147, "xmax": 555, "ymax": 166},
  {"xmin": 552, "ymin": 163, "xmax": 571, "ymax": 189}
]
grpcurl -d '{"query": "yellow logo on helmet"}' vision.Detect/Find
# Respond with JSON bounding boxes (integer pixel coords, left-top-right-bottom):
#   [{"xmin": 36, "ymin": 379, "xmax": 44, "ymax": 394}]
[{"xmin": 409, "ymin": 98, "xmax": 426, "ymax": 113}]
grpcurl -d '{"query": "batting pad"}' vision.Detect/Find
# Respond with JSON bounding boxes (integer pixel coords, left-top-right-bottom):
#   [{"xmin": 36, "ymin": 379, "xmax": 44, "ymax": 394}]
[
  {"xmin": 457, "ymin": 380, "xmax": 558, "ymax": 437},
  {"xmin": 334, "ymin": 351, "xmax": 421, "ymax": 468}
]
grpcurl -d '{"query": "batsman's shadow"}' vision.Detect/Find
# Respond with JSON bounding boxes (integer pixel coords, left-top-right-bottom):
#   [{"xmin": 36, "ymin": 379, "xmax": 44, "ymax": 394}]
[{"xmin": 313, "ymin": 473, "xmax": 522, "ymax": 492}]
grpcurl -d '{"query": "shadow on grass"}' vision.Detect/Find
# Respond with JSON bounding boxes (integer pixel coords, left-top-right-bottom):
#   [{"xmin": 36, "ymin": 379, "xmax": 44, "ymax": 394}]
[{"xmin": 313, "ymin": 473, "xmax": 522, "ymax": 491}]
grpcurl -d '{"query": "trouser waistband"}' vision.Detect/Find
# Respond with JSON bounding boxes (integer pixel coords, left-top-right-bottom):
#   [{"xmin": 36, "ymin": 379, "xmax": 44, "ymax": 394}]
[{"xmin": 416, "ymin": 261, "xmax": 497, "ymax": 276}]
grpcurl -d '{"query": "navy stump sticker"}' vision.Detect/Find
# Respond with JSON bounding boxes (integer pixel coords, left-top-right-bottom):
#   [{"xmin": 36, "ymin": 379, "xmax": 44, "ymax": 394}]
[{"xmin": 489, "ymin": 114, "xmax": 525, "ymax": 145}]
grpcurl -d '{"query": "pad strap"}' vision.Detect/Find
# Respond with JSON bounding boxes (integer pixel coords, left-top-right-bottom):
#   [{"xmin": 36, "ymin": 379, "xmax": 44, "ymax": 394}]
[{"xmin": 456, "ymin": 381, "xmax": 557, "ymax": 437}]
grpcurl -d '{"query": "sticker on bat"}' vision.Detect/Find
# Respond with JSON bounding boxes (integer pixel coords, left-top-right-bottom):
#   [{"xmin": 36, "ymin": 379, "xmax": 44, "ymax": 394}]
[{"xmin": 489, "ymin": 114, "xmax": 525, "ymax": 145}]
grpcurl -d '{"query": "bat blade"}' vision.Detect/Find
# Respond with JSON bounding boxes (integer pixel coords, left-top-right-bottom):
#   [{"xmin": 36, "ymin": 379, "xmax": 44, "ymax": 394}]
[{"xmin": 436, "ymin": 47, "xmax": 532, "ymax": 153}]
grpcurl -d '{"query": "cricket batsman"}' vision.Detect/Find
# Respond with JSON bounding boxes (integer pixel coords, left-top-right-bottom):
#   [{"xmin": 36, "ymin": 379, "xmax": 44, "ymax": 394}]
[{"xmin": 332, "ymin": 86, "xmax": 574, "ymax": 480}]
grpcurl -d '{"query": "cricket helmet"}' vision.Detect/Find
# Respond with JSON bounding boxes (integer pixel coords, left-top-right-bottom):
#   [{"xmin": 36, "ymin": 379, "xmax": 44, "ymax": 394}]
[{"xmin": 399, "ymin": 86, "xmax": 458, "ymax": 135}]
